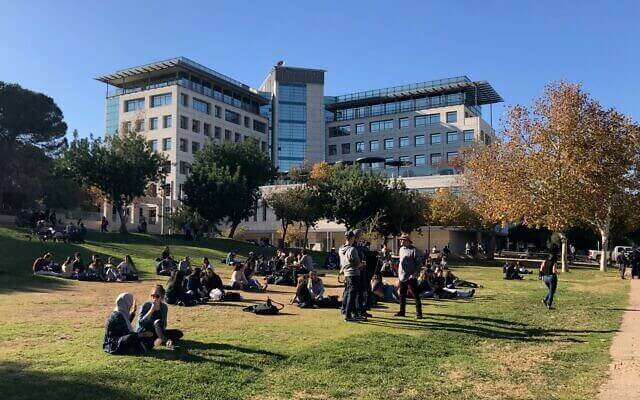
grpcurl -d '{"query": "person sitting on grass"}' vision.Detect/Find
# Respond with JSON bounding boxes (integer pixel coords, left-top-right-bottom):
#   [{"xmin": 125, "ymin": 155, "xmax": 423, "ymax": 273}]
[
  {"xmin": 515, "ymin": 261, "xmax": 532, "ymax": 275},
  {"xmin": 156, "ymin": 256, "xmax": 177, "ymax": 276},
  {"xmin": 226, "ymin": 251, "xmax": 237, "ymax": 266},
  {"xmin": 201, "ymin": 268, "xmax": 224, "ymax": 295},
  {"xmin": 164, "ymin": 270, "xmax": 195, "ymax": 306},
  {"xmin": 32, "ymin": 252, "xmax": 55, "ymax": 275},
  {"xmin": 371, "ymin": 274, "xmax": 399, "ymax": 303},
  {"xmin": 160, "ymin": 246, "xmax": 171, "ymax": 261},
  {"xmin": 178, "ymin": 256, "xmax": 192, "ymax": 275},
  {"xmin": 284, "ymin": 250, "xmax": 297, "ymax": 268},
  {"xmin": 103, "ymin": 292, "xmax": 151, "ymax": 355},
  {"xmin": 444, "ymin": 269, "xmax": 480, "ymax": 288},
  {"xmin": 230, "ymin": 263, "xmax": 267, "ymax": 292},
  {"xmin": 117, "ymin": 255, "xmax": 139, "ymax": 281},
  {"xmin": 294, "ymin": 275, "xmax": 314, "ymax": 308},
  {"xmin": 71, "ymin": 252, "xmax": 85, "ymax": 276},
  {"xmin": 503, "ymin": 262, "xmax": 523, "ymax": 280},
  {"xmin": 186, "ymin": 267, "xmax": 208, "ymax": 299},
  {"xmin": 298, "ymin": 249, "xmax": 314, "ymax": 273},
  {"xmin": 85, "ymin": 254, "xmax": 105, "ymax": 281},
  {"xmin": 202, "ymin": 257, "xmax": 213, "ymax": 271},
  {"xmin": 431, "ymin": 269, "xmax": 475, "ymax": 299},
  {"xmin": 60, "ymin": 256, "xmax": 75, "ymax": 278},
  {"xmin": 137, "ymin": 285, "xmax": 183, "ymax": 350},
  {"xmin": 104, "ymin": 257, "xmax": 120, "ymax": 282},
  {"xmin": 307, "ymin": 270, "xmax": 324, "ymax": 302}
]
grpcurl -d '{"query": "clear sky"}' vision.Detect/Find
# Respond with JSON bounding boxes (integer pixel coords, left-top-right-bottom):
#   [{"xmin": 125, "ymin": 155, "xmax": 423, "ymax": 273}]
[{"xmin": 1, "ymin": 0, "xmax": 638, "ymax": 139}]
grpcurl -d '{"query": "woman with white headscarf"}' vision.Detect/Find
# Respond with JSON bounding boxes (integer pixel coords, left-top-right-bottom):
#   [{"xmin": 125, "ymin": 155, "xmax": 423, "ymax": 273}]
[{"xmin": 103, "ymin": 292, "xmax": 150, "ymax": 355}]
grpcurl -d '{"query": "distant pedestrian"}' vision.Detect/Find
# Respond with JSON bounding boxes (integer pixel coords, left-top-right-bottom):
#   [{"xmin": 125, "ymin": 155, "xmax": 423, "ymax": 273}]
[
  {"xmin": 395, "ymin": 233, "xmax": 422, "ymax": 319},
  {"xmin": 540, "ymin": 251, "xmax": 558, "ymax": 310},
  {"xmin": 617, "ymin": 251, "xmax": 627, "ymax": 279},
  {"xmin": 101, "ymin": 216, "xmax": 109, "ymax": 233}
]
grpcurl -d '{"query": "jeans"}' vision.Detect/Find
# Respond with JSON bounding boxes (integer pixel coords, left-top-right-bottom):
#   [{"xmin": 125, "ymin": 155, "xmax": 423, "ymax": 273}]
[
  {"xmin": 398, "ymin": 278, "xmax": 422, "ymax": 316},
  {"xmin": 341, "ymin": 275, "xmax": 361, "ymax": 318},
  {"xmin": 619, "ymin": 264, "xmax": 627, "ymax": 279},
  {"xmin": 543, "ymin": 274, "xmax": 557, "ymax": 307}
]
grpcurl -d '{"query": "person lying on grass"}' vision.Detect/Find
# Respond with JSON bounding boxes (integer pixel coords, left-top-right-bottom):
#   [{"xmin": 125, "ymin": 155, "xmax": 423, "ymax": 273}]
[
  {"xmin": 103, "ymin": 292, "xmax": 152, "ymax": 355},
  {"xmin": 371, "ymin": 274, "xmax": 399, "ymax": 303},
  {"xmin": 443, "ymin": 269, "xmax": 480, "ymax": 288},
  {"xmin": 137, "ymin": 285, "xmax": 183, "ymax": 350},
  {"xmin": 418, "ymin": 269, "xmax": 475, "ymax": 300}
]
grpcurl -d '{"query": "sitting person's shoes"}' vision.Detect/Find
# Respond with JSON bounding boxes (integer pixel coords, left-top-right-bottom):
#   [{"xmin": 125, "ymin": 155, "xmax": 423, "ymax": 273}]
[
  {"xmin": 394, "ymin": 312, "xmax": 406, "ymax": 317},
  {"xmin": 354, "ymin": 315, "xmax": 367, "ymax": 322}
]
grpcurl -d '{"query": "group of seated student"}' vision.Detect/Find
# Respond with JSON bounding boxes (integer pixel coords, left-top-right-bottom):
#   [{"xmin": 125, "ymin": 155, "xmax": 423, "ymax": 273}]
[
  {"xmin": 503, "ymin": 261, "xmax": 530, "ymax": 280},
  {"xmin": 416, "ymin": 268, "xmax": 475, "ymax": 299},
  {"xmin": 164, "ymin": 257, "xmax": 225, "ymax": 306},
  {"xmin": 103, "ymin": 286, "xmax": 183, "ymax": 355},
  {"xmin": 293, "ymin": 271, "xmax": 341, "ymax": 308},
  {"xmin": 230, "ymin": 262, "xmax": 268, "ymax": 292},
  {"xmin": 33, "ymin": 252, "xmax": 138, "ymax": 281},
  {"xmin": 264, "ymin": 248, "xmax": 315, "ymax": 286}
]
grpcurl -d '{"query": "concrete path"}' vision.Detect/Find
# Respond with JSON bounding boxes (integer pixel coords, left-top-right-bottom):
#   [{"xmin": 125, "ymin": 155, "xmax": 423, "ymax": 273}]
[{"xmin": 599, "ymin": 279, "xmax": 640, "ymax": 399}]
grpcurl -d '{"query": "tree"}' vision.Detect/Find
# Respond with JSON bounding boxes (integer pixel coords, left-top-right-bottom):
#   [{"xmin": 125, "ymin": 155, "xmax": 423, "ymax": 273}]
[
  {"xmin": 372, "ymin": 179, "xmax": 428, "ymax": 242},
  {"xmin": 167, "ymin": 205, "xmax": 215, "ymax": 238},
  {"xmin": 429, "ymin": 188, "xmax": 481, "ymax": 228},
  {"xmin": 183, "ymin": 141, "xmax": 276, "ymax": 238},
  {"xmin": 465, "ymin": 82, "xmax": 640, "ymax": 271},
  {"xmin": 59, "ymin": 132, "xmax": 168, "ymax": 233},
  {"xmin": 314, "ymin": 164, "xmax": 391, "ymax": 230},
  {"xmin": 0, "ymin": 82, "xmax": 67, "ymax": 210},
  {"xmin": 266, "ymin": 189, "xmax": 299, "ymax": 246}
]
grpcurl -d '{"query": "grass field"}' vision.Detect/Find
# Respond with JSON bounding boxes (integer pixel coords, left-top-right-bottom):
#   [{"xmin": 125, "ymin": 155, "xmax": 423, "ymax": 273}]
[{"xmin": 0, "ymin": 226, "xmax": 628, "ymax": 400}]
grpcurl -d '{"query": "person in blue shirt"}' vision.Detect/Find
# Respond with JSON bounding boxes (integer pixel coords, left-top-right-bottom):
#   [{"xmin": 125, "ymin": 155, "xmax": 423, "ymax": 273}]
[{"xmin": 137, "ymin": 285, "xmax": 183, "ymax": 349}]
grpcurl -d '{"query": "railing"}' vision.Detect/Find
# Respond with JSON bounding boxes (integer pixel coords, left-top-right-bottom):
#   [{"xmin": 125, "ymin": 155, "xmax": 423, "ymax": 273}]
[
  {"xmin": 331, "ymin": 95, "xmax": 469, "ymax": 122},
  {"xmin": 333, "ymin": 76, "xmax": 471, "ymax": 103}
]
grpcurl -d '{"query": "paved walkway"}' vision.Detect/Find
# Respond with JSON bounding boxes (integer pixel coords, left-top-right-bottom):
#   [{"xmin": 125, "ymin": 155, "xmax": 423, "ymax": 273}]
[{"xmin": 599, "ymin": 279, "xmax": 640, "ymax": 399}]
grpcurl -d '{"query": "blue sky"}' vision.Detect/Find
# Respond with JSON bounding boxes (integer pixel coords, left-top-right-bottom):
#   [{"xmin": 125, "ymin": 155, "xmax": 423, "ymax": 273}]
[{"xmin": 1, "ymin": 0, "xmax": 638, "ymax": 139}]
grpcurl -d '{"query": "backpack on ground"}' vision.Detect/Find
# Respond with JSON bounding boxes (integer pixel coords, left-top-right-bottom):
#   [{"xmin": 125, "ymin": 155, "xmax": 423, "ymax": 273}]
[
  {"xmin": 242, "ymin": 298, "xmax": 284, "ymax": 315},
  {"xmin": 222, "ymin": 291, "xmax": 242, "ymax": 301}
]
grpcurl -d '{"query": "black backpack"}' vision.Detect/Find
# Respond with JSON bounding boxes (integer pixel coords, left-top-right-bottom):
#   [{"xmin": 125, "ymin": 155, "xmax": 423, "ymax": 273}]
[{"xmin": 242, "ymin": 298, "xmax": 284, "ymax": 315}]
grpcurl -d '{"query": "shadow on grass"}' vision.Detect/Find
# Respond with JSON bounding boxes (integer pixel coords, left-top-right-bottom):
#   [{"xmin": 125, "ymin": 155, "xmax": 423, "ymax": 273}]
[
  {"xmin": 0, "ymin": 361, "xmax": 144, "ymax": 400},
  {"xmin": 148, "ymin": 339, "xmax": 286, "ymax": 370},
  {"xmin": 363, "ymin": 313, "xmax": 617, "ymax": 343}
]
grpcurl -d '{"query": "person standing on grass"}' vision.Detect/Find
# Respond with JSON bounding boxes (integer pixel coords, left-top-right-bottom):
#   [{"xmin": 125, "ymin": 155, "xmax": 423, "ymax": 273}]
[
  {"xmin": 395, "ymin": 233, "xmax": 423, "ymax": 319},
  {"xmin": 540, "ymin": 250, "xmax": 559, "ymax": 310},
  {"xmin": 616, "ymin": 251, "xmax": 627, "ymax": 280},
  {"xmin": 137, "ymin": 285, "xmax": 183, "ymax": 349},
  {"xmin": 340, "ymin": 230, "xmax": 365, "ymax": 322},
  {"xmin": 100, "ymin": 216, "xmax": 109, "ymax": 233}
]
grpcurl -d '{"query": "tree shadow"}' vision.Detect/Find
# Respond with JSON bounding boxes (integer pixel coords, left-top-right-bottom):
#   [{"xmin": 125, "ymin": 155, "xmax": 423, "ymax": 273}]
[{"xmin": 0, "ymin": 361, "xmax": 144, "ymax": 400}]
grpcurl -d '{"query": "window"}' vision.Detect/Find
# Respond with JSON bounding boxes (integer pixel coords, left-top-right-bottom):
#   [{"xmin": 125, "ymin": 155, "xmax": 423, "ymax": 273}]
[
  {"xmin": 370, "ymin": 119, "xmax": 393, "ymax": 132},
  {"xmin": 355, "ymin": 123, "xmax": 364, "ymax": 134},
  {"xmin": 328, "ymin": 125, "xmax": 351, "ymax": 137},
  {"xmin": 430, "ymin": 133, "xmax": 442, "ymax": 145},
  {"xmin": 415, "ymin": 154, "xmax": 426, "ymax": 166},
  {"xmin": 328, "ymin": 144, "xmax": 337, "ymax": 156},
  {"xmin": 192, "ymin": 119, "xmax": 200, "ymax": 133},
  {"xmin": 162, "ymin": 138, "xmax": 172, "ymax": 151},
  {"xmin": 244, "ymin": 116, "xmax": 250, "ymax": 128},
  {"xmin": 430, "ymin": 153, "xmax": 442, "ymax": 165},
  {"xmin": 203, "ymin": 123, "xmax": 211, "ymax": 137},
  {"xmin": 399, "ymin": 117, "xmax": 409, "ymax": 128},
  {"xmin": 355, "ymin": 141, "xmax": 364, "ymax": 153},
  {"xmin": 123, "ymin": 121, "xmax": 132, "ymax": 133},
  {"xmin": 180, "ymin": 94, "xmax": 189, "ymax": 107},
  {"xmin": 399, "ymin": 136, "xmax": 409, "ymax": 148},
  {"xmin": 163, "ymin": 115, "xmax": 172, "ymax": 128},
  {"xmin": 215, "ymin": 126, "xmax": 221, "ymax": 139},
  {"xmin": 447, "ymin": 131, "xmax": 458, "ymax": 143},
  {"xmin": 135, "ymin": 119, "xmax": 145, "ymax": 132},
  {"xmin": 225, "ymin": 109, "xmax": 240, "ymax": 124},
  {"xmin": 148, "ymin": 209, "xmax": 157, "ymax": 225},
  {"xmin": 192, "ymin": 142, "xmax": 200, "ymax": 154},
  {"xmin": 446, "ymin": 111, "xmax": 457, "ymax": 123},
  {"xmin": 149, "ymin": 117, "xmax": 158, "ymax": 130},
  {"xmin": 225, "ymin": 129, "xmax": 231, "ymax": 140},
  {"xmin": 215, "ymin": 105, "xmax": 221, "ymax": 118},
  {"xmin": 384, "ymin": 157, "xmax": 394, "ymax": 169},
  {"xmin": 148, "ymin": 140, "xmax": 157, "ymax": 152},
  {"xmin": 235, "ymin": 132, "xmax": 241, "ymax": 142},
  {"xmin": 253, "ymin": 120, "xmax": 266, "ymax": 133},
  {"xmin": 447, "ymin": 151, "xmax": 458, "ymax": 160},
  {"xmin": 124, "ymin": 98, "xmax": 144, "ymax": 112},
  {"xmin": 179, "ymin": 138, "xmax": 188, "ymax": 152},
  {"xmin": 415, "ymin": 135, "xmax": 425, "ymax": 146},
  {"xmin": 341, "ymin": 143, "xmax": 350, "ymax": 154},
  {"xmin": 370, "ymin": 140, "xmax": 379, "ymax": 151},
  {"xmin": 399, "ymin": 156, "xmax": 410, "ymax": 164},
  {"xmin": 192, "ymin": 98, "xmax": 210, "ymax": 114},
  {"xmin": 463, "ymin": 129, "xmax": 474, "ymax": 142},
  {"xmin": 180, "ymin": 116, "xmax": 188, "ymax": 129},
  {"xmin": 415, "ymin": 113, "xmax": 440, "ymax": 126},
  {"xmin": 179, "ymin": 161, "xmax": 191, "ymax": 175},
  {"xmin": 384, "ymin": 138, "xmax": 394, "ymax": 150},
  {"xmin": 151, "ymin": 93, "xmax": 172, "ymax": 108}
]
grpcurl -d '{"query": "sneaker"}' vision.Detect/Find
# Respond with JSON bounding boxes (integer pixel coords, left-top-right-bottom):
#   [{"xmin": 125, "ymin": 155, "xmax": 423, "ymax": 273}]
[
  {"xmin": 344, "ymin": 316, "xmax": 356, "ymax": 322},
  {"xmin": 165, "ymin": 339, "xmax": 175, "ymax": 350},
  {"xmin": 354, "ymin": 315, "xmax": 368, "ymax": 322},
  {"xmin": 394, "ymin": 312, "xmax": 406, "ymax": 317},
  {"xmin": 363, "ymin": 312, "xmax": 373, "ymax": 318}
]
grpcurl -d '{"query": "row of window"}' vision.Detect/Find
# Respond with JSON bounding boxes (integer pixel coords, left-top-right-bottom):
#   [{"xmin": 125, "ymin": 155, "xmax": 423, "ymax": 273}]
[
  {"xmin": 329, "ymin": 130, "xmax": 474, "ymax": 155},
  {"xmin": 328, "ymin": 111, "xmax": 459, "ymax": 138},
  {"xmin": 148, "ymin": 134, "xmax": 267, "ymax": 156},
  {"xmin": 327, "ymin": 152, "xmax": 459, "ymax": 168}
]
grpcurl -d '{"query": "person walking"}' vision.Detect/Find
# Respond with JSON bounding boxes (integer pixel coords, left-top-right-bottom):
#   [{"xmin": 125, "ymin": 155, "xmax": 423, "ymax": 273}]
[
  {"xmin": 101, "ymin": 216, "xmax": 109, "ymax": 233},
  {"xmin": 339, "ymin": 230, "xmax": 364, "ymax": 322},
  {"xmin": 616, "ymin": 251, "xmax": 627, "ymax": 279},
  {"xmin": 395, "ymin": 233, "xmax": 423, "ymax": 319},
  {"xmin": 540, "ymin": 251, "xmax": 559, "ymax": 310}
]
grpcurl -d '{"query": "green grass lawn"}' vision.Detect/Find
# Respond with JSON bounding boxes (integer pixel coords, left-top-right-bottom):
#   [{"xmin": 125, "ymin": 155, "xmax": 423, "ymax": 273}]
[{"xmin": 0, "ymin": 226, "xmax": 628, "ymax": 400}]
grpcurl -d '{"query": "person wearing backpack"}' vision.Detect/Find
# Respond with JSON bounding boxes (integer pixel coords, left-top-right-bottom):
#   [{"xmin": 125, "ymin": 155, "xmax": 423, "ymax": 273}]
[
  {"xmin": 395, "ymin": 234, "xmax": 423, "ymax": 319},
  {"xmin": 339, "ymin": 230, "xmax": 365, "ymax": 322}
]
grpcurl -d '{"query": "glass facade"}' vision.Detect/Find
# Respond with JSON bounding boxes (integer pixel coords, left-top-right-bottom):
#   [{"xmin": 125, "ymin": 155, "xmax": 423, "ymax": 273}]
[
  {"xmin": 192, "ymin": 97, "xmax": 210, "ymax": 114},
  {"xmin": 277, "ymin": 83, "xmax": 307, "ymax": 171},
  {"xmin": 105, "ymin": 96, "xmax": 119, "ymax": 136},
  {"xmin": 415, "ymin": 113, "xmax": 440, "ymax": 126},
  {"xmin": 124, "ymin": 98, "xmax": 144, "ymax": 112},
  {"xmin": 370, "ymin": 119, "xmax": 393, "ymax": 133},
  {"xmin": 447, "ymin": 131, "xmax": 458, "ymax": 143},
  {"xmin": 151, "ymin": 93, "xmax": 172, "ymax": 107}
]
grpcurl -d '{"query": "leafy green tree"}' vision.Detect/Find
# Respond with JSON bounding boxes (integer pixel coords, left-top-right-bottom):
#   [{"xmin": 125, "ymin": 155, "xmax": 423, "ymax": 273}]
[
  {"xmin": 183, "ymin": 141, "xmax": 276, "ymax": 238},
  {"xmin": 59, "ymin": 132, "xmax": 168, "ymax": 233},
  {"xmin": 266, "ymin": 185, "xmax": 324, "ymax": 247},
  {"xmin": 167, "ymin": 205, "xmax": 215, "ymax": 238},
  {"xmin": 266, "ymin": 189, "xmax": 299, "ymax": 246},
  {"xmin": 0, "ymin": 82, "xmax": 67, "ymax": 209},
  {"xmin": 372, "ymin": 179, "xmax": 429, "ymax": 242}
]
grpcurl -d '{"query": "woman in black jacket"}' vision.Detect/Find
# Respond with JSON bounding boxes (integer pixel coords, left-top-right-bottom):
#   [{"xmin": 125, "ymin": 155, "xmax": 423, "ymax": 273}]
[{"xmin": 103, "ymin": 293, "xmax": 150, "ymax": 355}]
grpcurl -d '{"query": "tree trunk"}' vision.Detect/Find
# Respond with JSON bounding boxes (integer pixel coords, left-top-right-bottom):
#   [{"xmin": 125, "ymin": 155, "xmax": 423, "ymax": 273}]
[
  {"xmin": 600, "ymin": 228, "xmax": 609, "ymax": 272},
  {"xmin": 487, "ymin": 230, "xmax": 496, "ymax": 261},
  {"xmin": 115, "ymin": 202, "xmax": 128, "ymax": 234},
  {"xmin": 228, "ymin": 220, "xmax": 239, "ymax": 238},
  {"xmin": 304, "ymin": 224, "xmax": 310, "ymax": 249},
  {"xmin": 281, "ymin": 220, "xmax": 288, "ymax": 248},
  {"xmin": 558, "ymin": 232, "xmax": 569, "ymax": 273}
]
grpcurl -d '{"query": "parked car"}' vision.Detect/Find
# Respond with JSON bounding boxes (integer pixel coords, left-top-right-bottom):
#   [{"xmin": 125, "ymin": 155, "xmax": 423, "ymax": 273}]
[{"xmin": 588, "ymin": 246, "xmax": 632, "ymax": 263}]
